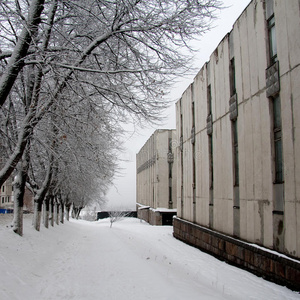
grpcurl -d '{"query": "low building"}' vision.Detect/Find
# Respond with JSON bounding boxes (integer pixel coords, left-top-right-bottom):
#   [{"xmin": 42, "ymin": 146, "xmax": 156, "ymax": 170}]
[
  {"xmin": 0, "ymin": 177, "xmax": 14, "ymax": 212},
  {"xmin": 0, "ymin": 176, "xmax": 34, "ymax": 213},
  {"xmin": 174, "ymin": 0, "xmax": 300, "ymax": 290},
  {"xmin": 136, "ymin": 129, "xmax": 177, "ymax": 225}
]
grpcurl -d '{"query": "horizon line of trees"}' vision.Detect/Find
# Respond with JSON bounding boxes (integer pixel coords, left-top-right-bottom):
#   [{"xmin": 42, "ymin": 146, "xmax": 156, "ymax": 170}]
[{"xmin": 0, "ymin": 0, "xmax": 222, "ymax": 236}]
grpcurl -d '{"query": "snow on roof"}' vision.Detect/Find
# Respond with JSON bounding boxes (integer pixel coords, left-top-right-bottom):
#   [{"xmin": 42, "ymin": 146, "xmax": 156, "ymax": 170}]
[
  {"xmin": 137, "ymin": 205, "xmax": 150, "ymax": 210},
  {"xmin": 150, "ymin": 207, "xmax": 177, "ymax": 213}
]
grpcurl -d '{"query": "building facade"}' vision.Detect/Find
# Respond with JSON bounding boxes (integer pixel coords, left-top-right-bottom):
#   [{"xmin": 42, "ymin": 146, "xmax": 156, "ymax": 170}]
[
  {"xmin": 136, "ymin": 129, "xmax": 177, "ymax": 225},
  {"xmin": 173, "ymin": 0, "xmax": 300, "ymax": 289},
  {"xmin": 0, "ymin": 177, "xmax": 14, "ymax": 211}
]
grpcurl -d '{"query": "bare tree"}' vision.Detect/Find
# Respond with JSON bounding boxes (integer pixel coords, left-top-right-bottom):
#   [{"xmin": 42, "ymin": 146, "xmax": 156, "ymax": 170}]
[
  {"xmin": 0, "ymin": 0, "xmax": 222, "ymax": 187},
  {"xmin": 0, "ymin": 0, "xmax": 45, "ymax": 107},
  {"xmin": 109, "ymin": 211, "xmax": 130, "ymax": 228},
  {"xmin": 0, "ymin": 0, "xmax": 223, "ymax": 235}
]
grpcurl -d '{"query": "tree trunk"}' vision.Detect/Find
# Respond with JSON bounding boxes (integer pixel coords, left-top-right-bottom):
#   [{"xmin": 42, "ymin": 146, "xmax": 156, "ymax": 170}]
[
  {"xmin": 65, "ymin": 204, "xmax": 70, "ymax": 221},
  {"xmin": 71, "ymin": 204, "xmax": 75, "ymax": 219},
  {"xmin": 32, "ymin": 155, "xmax": 53, "ymax": 231},
  {"xmin": 75, "ymin": 208, "xmax": 82, "ymax": 220},
  {"xmin": 50, "ymin": 198, "xmax": 54, "ymax": 227},
  {"xmin": 72, "ymin": 206, "xmax": 82, "ymax": 220},
  {"xmin": 12, "ymin": 147, "xmax": 30, "ymax": 236},
  {"xmin": 33, "ymin": 201, "xmax": 43, "ymax": 231},
  {"xmin": 60, "ymin": 203, "xmax": 64, "ymax": 224},
  {"xmin": 12, "ymin": 183, "xmax": 24, "ymax": 236},
  {"xmin": 43, "ymin": 196, "xmax": 50, "ymax": 229},
  {"xmin": 55, "ymin": 202, "xmax": 59, "ymax": 225}
]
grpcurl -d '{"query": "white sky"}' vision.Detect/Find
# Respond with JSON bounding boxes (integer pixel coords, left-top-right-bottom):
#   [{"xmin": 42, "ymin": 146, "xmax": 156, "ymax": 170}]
[{"xmin": 104, "ymin": 0, "xmax": 251, "ymax": 210}]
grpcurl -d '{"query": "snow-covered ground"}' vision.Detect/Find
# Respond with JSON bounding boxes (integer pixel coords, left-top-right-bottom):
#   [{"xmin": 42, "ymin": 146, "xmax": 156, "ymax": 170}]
[{"xmin": 0, "ymin": 215, "xmax": 299, "ymax": 300}]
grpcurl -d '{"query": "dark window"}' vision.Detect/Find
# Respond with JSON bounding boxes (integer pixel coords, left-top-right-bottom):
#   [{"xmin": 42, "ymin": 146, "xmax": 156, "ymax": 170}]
[
  {"xmin": 180, "ymin": 104, "xmax": 183, "ymax": 152},
  {"xmin": 207, "ymin": 85, "xmax": 212, "ymax": 114},
  {"xmin": 232, "ymin": 120, "xmax": 239, "ymax": 186},
  {"xmin": 207, "ymin": 84, "xmax": 213, "ymax": 190},
  {"xmin": 208, "ymin": 136, "xmax": 214, "ymax": 190},
  {"xmin": 273, "ymin": 95, "xmax": 283, "ymax": 182},
  {"xmin": 191, "ymin": 101, "xmax": 196, "ymax": 188},
  {"xmin": 152, "ymin": 187, "xmax": 155, "ymax": 207},
  {"xmin": 192, "ymin": 101, "xmax": 195, "ymax": 126},
  {"xmin": 229, "ymin": 58, "xmax": 236, "ymax": 96},
  {"xmin": 268, "ymin": 15, "xmax": 277, "ymax": 65}
]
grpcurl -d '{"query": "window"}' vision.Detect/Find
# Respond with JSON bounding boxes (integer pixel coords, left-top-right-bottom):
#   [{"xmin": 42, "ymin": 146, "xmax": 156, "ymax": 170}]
[
  {"xmin": 207, "ymin": 84, "xmax": 213, "ymax": 190},
  {"xmin": 229, "ymin": 58, "xmax": 236, "ymax": 96},
  {"xmin": 191, "ymin": 100, "xmax": 196, "ymax": 189},
  {"xmin": 169, "ymin": 186, "xmax": 172, "ymax": 208},
  {"xmin": 273, "ymin": 95, "xmax": 283, "ymax": 182},
  {"xmin": 209, "ymin": 136, "xmax": 214, "ymax": 190},
  {"xmin": 268, "ymin": 15, "xmax": 277, "ymax": 65},
  {"xmin": 180, "ymin": 100, "xmax": 183, "ymax": 152},
  {"xmin": 2, "ymin": 185, "xmax": 4, "ymax": 192},
  {"xmin": 232, "ymin": 120, "xmax": 239, "ymax": 186},
  {"xmin": 207, "ymin": 85, "xmax": 213, "ymax": 135},
  {"xmin": 207, "ymin": 85, "xmax": 212, "ymax": 114},
  {"xmin": 191, "ymin": 101, "xmax": 195, "ymax": 144},
  {"xmin": 168, "ymin": 137, "xmax": 173, "ymax": 209}
]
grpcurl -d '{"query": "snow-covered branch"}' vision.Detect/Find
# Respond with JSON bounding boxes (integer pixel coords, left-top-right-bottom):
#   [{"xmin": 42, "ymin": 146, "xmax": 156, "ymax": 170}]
[
  {"xmin": 0, "ymin": 0, "xmax": 45, "ymax": 107},
  {"xmin": 0, "ymin": 0, "xmax": 223, "ymax": 235},
  {"xmin": 49, "ymin": 63, "xmax": 156, "ymax": 74}
]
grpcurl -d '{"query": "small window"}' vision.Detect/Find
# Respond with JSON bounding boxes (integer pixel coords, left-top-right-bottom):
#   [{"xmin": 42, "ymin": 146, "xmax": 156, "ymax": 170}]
[
  {"xmin": 207, "ymin": 84, "xmax": 212, "ymax": 115},
  {"xmin": 273, "ymin": 96, "xmax": 283, "ymax": 182},
  {"xmin": 232, "ymin": 120, "xmax": 239, "ymax": 186},
  {"xmin": 209, "ymin": 136, "xmax": 214, "ymax": 190},
  {"xmin": 168, "ymin": 138, "xmax": 172, "ymax": 153},
  {"xmin": 268, "ymin": 15, "xmax": 277, "ymax": 65},
  {"xmin": 207, "ymin": 84, "xmax": 214, "ymax": 190},
  {"xmin": 229, "ymin": 58, "xmax": 236, "ymax": 96},
  {"xmin": 2, "ymin": 186, "xmax": 4, "ymax": 192},
  {"xmin": 192, "ymin": 101, "xmax": 195, "ymax": 125}
]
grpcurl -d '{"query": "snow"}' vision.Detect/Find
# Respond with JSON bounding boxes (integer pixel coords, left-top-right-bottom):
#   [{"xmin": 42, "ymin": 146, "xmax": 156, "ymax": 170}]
[
  {"xmin": 137, "ymin": 203, "xmax": 150, "ymax": 210},
  {"xmin": 0, "ymin": 215, "xmax": 299, "ymax": 300},
  {"xmin": 150, "ymin": 207, "xmax": 177, "ymax": 213},
  {"xmin": 246, "ymin": 243, "xmax": 300, "ymax": 264}
]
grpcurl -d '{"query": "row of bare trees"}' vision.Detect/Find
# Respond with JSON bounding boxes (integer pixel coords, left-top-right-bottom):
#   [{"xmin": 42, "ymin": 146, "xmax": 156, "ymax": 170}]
[{"xmin": 0, "ymin": 0, "xmax": 222, "ymax": 235}]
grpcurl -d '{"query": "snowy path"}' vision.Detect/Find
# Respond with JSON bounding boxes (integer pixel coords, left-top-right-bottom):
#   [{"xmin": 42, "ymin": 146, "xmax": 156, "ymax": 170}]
[{"xmin": 0, "ymin": 216, "xmax": 299, "ymax": 300}]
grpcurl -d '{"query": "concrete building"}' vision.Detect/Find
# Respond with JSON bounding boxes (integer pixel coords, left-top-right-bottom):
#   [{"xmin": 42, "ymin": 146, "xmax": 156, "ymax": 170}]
[
  {"xmin": 173, "ymin": 0, "xmax": 300, "ymax": 290},
  {"xmin": 136, "ymin": 129, "xmax": 177, "ymax": 225},
  {"xmin": 0, "ymin": 177, "xmax": 14, "ymax": 211},
  {"xmin": 0, "ymin": 177, "xmax": 34, "ymax": 213}
]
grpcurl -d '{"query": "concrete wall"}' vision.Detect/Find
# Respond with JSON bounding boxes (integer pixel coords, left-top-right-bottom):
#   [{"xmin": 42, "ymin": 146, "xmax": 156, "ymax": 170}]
[
  {"xmin": 173, "ymin": 217, "xmax": 300, "ymax": 291},
  {"xmin": 136, "ymin": 129, "xmax": 177, "ymax": 225},
  {"xmin": 175, "ymin": 0, "xmax": 300, "ymax": 259}
]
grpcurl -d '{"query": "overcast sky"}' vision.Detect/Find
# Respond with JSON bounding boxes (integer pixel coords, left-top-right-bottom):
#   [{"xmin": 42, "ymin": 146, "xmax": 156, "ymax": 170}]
[{"xmin": 104, "ymin": 0, "xmax": 251, "ymax": 211}]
